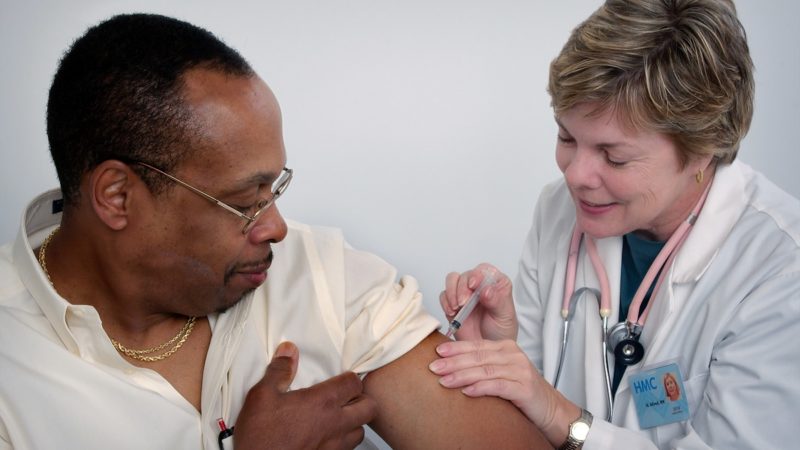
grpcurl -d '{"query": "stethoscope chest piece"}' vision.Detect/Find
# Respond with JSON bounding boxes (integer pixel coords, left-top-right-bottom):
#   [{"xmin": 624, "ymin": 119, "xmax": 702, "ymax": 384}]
[
  {"xmin": 607, "ymin": 321, "xmax": 645, "ymax": 366},
  {"xmin": 614, "ymin": 337, "xmax": 644, "ymax": 366}
]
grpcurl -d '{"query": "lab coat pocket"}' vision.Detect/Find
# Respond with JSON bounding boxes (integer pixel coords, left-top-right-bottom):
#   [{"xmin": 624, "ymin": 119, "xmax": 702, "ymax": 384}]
[
  {"xmin": 683, "ymin": 372, "xmax": 709, "ymax": 419},
  {"xmin": 651, "ymin": 372, "xmax": 709, "ymax": 445}
]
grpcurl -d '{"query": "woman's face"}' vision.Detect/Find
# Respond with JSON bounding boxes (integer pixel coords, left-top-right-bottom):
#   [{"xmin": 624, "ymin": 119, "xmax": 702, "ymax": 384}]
[
  {"xmin": 555, "ymin": 103, "xmax": 710, "ymax": 241},
  {"xmin": 665, "ymin": 376, "xmax": 679, "ymax": 398}
]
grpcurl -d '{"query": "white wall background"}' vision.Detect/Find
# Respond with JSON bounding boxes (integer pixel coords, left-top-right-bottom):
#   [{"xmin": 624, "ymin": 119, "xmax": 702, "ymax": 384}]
[
  {"xmin": 1, "ymin": 1, "xmax": 797, "ymax": 447},
  {"xmin": 1, "ymin": 0, "xmax": 798, "ymax": 338}
]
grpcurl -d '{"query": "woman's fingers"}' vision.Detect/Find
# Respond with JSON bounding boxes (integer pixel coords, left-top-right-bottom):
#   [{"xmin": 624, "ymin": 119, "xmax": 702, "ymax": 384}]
[
  {"xmin": 440, "ymin": 271, "xmax": 463, "ymax": 317},
  {"xmin": 440, "ymin": 265, "xmax": 507, "ymax": 313},
  {"xmin": 435, "ymin": 337, "xmax": 507, "ymax": 357},
  {"xmin": 434, "ymin": 360, "xmax": 531, "ymax": 389},
  {"xmin": 429, "ymin": 340, "xmax": 537, "ymax": 409},
  {"xmin": 431, "ymin": 340, "xmax": 528, "ymax": 375}
]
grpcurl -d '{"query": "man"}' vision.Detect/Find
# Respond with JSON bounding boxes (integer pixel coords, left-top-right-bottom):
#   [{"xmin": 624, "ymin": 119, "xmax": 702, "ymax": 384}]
[{"xmin": 0, "ymin": 14, "xmax": 548, "ymax": 449}]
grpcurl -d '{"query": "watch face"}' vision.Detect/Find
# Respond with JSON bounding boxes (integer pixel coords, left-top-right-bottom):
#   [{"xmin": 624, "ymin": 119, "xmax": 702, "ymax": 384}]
[{"xmin": 572, "ymin": 421, "xmax": 590, "ymax": 440}]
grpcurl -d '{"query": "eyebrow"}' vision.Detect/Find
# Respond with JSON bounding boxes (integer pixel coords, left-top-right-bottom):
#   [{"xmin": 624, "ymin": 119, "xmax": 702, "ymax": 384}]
[
  {"xmin": 555, "ymin": 119, "xmax": 627, "ymax": 150},
  {"xmin": 216, "ymin": 170, "xmax": 282, "ymax": 198}
]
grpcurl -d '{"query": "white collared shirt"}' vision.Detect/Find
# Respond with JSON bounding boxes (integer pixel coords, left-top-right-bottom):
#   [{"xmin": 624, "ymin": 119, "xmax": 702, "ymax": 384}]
[{"xmin": 0, "ymin": 189, "xmax": 439, "ymax": 449}]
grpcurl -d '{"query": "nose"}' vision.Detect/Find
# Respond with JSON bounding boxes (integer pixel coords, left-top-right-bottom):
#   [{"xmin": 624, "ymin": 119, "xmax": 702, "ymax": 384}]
[
  {"xmin": 562, "ymin": 147, "xmax": 602, "ymax": 190},
  {"xmin": 247, "ymin": 204, "xmax": 288, "ymax": 245}
]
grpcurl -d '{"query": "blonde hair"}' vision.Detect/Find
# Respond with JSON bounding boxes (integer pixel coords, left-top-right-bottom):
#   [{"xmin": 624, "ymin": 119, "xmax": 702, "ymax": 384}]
[
  {"xmin": 548, "ymin": 0, "xmax": 754, "ymax": 166},
  {"xmin": 663, "ymin": 372, "xmax": 681, "ymax": 400}
]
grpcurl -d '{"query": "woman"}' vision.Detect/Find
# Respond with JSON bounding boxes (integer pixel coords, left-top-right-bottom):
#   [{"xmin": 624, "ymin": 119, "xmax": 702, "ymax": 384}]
[
  {"xmin": 430, "ymin": 0, "xmax": 800, "ymax": 448},
  {"xmin": 663, "ymin": 373, "xmax": 681, "ymax": 403}
]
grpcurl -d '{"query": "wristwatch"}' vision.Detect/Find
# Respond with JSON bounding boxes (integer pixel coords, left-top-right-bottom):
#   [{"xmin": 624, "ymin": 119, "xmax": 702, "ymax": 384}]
[{"xmin": 558, "ymin": 409, "xmax": 593, "ymax": 450}]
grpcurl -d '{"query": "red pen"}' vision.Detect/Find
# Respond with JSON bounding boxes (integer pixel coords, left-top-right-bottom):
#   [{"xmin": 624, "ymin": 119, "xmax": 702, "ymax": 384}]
[{"xmin": 217, "ymin": 418, "xmax": 234, "ymax": 450}]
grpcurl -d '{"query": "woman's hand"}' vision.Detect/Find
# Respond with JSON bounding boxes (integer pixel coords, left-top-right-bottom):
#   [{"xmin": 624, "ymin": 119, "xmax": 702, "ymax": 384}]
[
  {"xmin": 439, "ymin": 263, "xmax": 518, "ymax": 341},
  {"xmin": 429, "ymin": 339, "xmax": 580, "ymax": 447}
]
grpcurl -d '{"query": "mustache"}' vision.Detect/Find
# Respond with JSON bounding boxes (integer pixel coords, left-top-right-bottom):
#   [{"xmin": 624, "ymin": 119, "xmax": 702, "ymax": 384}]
[{"xmin": 224, "ymin": 251, "xmax": 274, "ymax": 284}]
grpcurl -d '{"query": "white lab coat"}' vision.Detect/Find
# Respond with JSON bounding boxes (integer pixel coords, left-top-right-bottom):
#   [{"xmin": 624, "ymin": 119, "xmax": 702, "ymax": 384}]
[{"xmin": 514, "ymin": 161, "xmax": 800, "ymax": 449}]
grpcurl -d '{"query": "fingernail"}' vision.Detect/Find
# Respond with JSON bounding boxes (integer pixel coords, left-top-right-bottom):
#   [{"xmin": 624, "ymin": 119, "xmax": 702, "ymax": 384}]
[
  {"xmin": 439, "ymin": 375, "xmax": 454, "ymax": 387},
  {"xmin": 468, "ymin": 277, "xmax": 477, "ymax": 289},
  {"xmin": 273, "ymin": 342, "xmax": 296, "ymax": 359},
  {"xmin": 435, "ymin": 343, "xmax": 449, "ymax": 356},
  {"xmin": 428, "ymin": 360, "xmax": 444, "ymax": 373}
]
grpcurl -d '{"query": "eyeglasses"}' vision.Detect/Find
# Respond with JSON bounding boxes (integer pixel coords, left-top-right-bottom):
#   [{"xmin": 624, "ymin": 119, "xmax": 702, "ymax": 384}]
[{"xmin": 133, "ymin": 161, "xmax": 293, "ymax": 234}]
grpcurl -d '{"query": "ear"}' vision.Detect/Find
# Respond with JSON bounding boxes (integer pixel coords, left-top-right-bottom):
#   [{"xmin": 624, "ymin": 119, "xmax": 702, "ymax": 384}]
[
  {"xmin": 686, "ymin": 153, "xmax": 716, "ymax": 177},
  {"xmin": 698, "ymin": 154, "xmax": 715, "ymax": 172},
  {"xmin": 88, "ymin": 160, "xmax": 138, "ymax": 231}
]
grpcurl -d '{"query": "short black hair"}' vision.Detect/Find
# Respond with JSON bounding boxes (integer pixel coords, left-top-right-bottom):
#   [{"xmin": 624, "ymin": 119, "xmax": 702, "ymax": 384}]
[{"xmin": 46, "ymin": 13, "xmax": 254, "ymax": 207}]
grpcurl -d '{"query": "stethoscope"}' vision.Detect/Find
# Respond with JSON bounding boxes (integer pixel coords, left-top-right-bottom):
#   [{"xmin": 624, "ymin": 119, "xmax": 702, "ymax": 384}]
[{"xmin": 553, "ymin": 181, "xmax": 712, "ymax": 420}]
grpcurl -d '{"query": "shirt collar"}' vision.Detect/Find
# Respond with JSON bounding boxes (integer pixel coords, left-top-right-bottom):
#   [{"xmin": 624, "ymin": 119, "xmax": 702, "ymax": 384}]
[
  {"xmin": 13, "ymin": 188, "xmax": 255, "ymax": 359},
  {"xmin": 12, "ymin": 188, "xmax": 81, "ymax": 353}
]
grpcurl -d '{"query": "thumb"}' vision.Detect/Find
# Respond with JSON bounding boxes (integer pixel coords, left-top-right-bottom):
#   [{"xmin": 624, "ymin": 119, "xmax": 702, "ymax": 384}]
[{"xmin": 263, "ymin": 341, "xmax": 299, "ymax": 393}]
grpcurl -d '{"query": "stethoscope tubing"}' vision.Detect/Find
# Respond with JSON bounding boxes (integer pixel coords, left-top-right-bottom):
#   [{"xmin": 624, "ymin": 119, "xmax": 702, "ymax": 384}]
[
  {"xmin": 553, "ymin": 180, "xmax": 712, "ymax": 422},
  {"xmin": 553, "ymin": 287, "xmax": 614, "ymax": 420}
]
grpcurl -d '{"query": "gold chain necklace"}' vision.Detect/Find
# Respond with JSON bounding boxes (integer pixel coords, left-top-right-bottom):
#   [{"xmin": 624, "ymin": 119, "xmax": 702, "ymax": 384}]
[
  {"xmin": 38, "ymin": 227, "xmax": 197, "ymax": 363},
  {"xmin": 110, "ymin": 317, "xmax": 196, "ymax": 362}
]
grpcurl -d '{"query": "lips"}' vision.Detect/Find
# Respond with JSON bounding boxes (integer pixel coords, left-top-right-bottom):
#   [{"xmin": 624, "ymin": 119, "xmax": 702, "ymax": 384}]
[
  {"xmin": 582, "ymin": 199, "xmax": 614, "ymax": 207},
  {"xmin": 237, "ymin": 270, "xmax": 267, "ymax": 287},
  {"xmin": 233, "ymin": 252, "xmax": 273, "ymax": 288},
  {"xmin": 578, "ymin": 199, "xmax": 616, "ymax": 215}
]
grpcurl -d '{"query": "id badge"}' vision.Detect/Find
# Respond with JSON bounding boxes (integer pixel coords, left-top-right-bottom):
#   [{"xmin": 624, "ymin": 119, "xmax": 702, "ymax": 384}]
[{"xmin": 628, "ymin": 362, "xmax": 690, "ymax": 429}]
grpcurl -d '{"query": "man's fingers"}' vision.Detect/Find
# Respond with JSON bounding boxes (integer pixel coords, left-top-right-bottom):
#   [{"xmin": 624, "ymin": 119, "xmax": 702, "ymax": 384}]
[
  {"xmin": 239, "ymin": 346, "xmax": 379, "ymax": 450},
  {"xmin": 340, "ymin": 426, "xmax": 367, "ymax": 450},
  {"xmin": 304, "ymin": 372, "xmax": 377, "ymax": 425},
  {"xmin": 306, "ymin": 375, "xmax": 377, "ymax": 447},
  {"xmin": 262, "ymin": 341, "xmax": 299, "ymax": 393},
  {"xmin": 318, "ymin": 425, "xmax": 368, "ymax": 450},
  {"xmin": 341, "ymin": 393, "xmax": 378, "ymax": 428},
  {"xmin": 312, "ymin": 371, "xmax": 366, "ymax": 406}
]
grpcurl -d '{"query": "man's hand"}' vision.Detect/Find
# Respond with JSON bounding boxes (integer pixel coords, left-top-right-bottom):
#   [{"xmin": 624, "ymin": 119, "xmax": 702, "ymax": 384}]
[{"xmin": 234, "ymin": 341, "xmax": 378, "ymax": 450}]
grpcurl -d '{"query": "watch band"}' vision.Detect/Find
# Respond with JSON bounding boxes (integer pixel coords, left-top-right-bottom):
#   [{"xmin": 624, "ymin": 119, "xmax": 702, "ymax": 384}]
[{"xmin": 558, "ymin": 408, "xmax": 593, "ymax": 450}]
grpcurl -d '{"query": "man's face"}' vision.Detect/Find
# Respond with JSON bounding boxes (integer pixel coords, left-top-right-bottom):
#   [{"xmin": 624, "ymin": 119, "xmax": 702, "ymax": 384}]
[{"xmin": 134, "ymin": 68, "xmax": 289, "ymax": 315}]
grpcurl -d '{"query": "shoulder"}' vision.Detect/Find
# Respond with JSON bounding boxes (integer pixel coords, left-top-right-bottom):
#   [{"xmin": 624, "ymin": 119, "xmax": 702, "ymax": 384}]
[
  {"xmin": 272, "ymin": 220, "xmax": 349, "ymax": 272},
  {"xmin": 721, "ymin": 162, "xmax": 800, "ymax": 272},
  {"xmin": 537, "ymin": 177, "xmax": 571, "ymax": 208},
  {"xmin": 267, "ymin": 219, "xmax": 350, "ymax": 302},
  {"xmin": 282, "ymin": 219, "xmax": 345, "ymax": 249},
  {"xmin": 696, "ymin": 162, "xmax": 800, "ymax": 294},
  {"xmin": 526, "ymin": 178, "xmax": 575, "ymax": 241},
  {"xmin": 278, "ymin": 219, "xmax": 399, "ymax": 279},
  {"xmin": 735, "ymin": 162, "xmax": 800, "ymax": 248}
]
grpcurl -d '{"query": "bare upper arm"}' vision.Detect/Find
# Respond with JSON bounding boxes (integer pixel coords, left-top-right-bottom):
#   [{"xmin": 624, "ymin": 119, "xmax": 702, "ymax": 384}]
[{"xmin": 363, "ymin": 331, "xmax": 552, "ymax": 449}]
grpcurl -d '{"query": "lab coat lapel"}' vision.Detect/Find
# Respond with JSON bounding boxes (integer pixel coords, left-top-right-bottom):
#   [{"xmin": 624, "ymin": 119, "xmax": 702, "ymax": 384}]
[
  {"xmin": 671, "ymin": 161, "xmax": 746, "ymax": 283},
  {"xmin": 612, "ymin": 164, "xmax": 747, "ymax": 402},
  {"xmin": 624, "ymin": 163, "xmax": 746, "ymax": 377}
]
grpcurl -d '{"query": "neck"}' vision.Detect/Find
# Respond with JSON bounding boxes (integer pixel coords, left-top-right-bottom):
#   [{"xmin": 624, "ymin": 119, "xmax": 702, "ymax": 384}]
[
  {"xmin": 41, "ymin": 221, "xmax": 188, "ymax": 337},
  {"xmin": 636, "ymin": 164, "xmax": 716, "ymax": 241},
  {"xmin": 42, "ymin": 220, "xmax": 210, "ymax": 408}
]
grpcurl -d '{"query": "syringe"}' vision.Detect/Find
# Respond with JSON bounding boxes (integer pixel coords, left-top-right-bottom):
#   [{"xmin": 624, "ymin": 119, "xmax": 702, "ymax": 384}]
[{"xmin": 444, "ymin": 270, "xmax": 497, "ymax": 338}]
